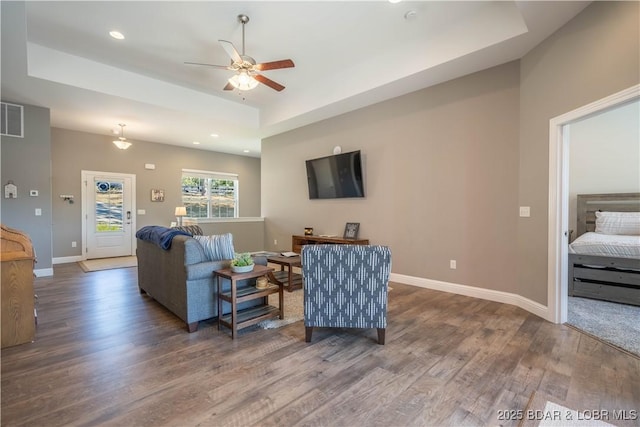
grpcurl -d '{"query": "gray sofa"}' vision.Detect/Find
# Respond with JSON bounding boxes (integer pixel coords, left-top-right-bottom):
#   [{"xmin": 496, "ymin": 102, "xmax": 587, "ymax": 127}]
[{"xmin": 136, "ymin": 227, "xmax": 264, "ymax": 332}]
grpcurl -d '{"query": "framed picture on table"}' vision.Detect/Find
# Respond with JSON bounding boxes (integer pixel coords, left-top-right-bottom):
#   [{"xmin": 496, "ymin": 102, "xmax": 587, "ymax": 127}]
[{"xmin": 343, "ymin": 222, "xmax": 360, "ymax": 239}]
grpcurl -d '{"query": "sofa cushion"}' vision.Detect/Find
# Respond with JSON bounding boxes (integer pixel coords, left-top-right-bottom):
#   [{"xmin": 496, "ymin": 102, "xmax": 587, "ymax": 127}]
[{"xmin": 194, "ymin": 233, "xmax": 235, "ymax": 261}]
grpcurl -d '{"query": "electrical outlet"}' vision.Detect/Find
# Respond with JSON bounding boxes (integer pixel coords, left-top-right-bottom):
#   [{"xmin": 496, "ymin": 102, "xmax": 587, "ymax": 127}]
[
  {"xmin": 450, "ymin": 260, "xmax": 457, "ymax": 269},
  {"xmin": 71, "ymin": 241, "xmax": 77, "ymax": 248},
  {"xmin": 274, "ymin": 239, "xmax": 278, "ymax": 246},
  {"xmin": 35, "ymin": 208, "xmax": 42, "ymax": 216}
]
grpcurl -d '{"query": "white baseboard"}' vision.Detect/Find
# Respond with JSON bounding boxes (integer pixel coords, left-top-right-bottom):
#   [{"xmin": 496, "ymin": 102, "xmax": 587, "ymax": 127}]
[
  {"xmin": 34, "ymin": 268, "xmax": 54, "ymax": 277},
  {"xmin": 390, "ymin": 273, "xmax": 550, "ymax": 321},
  {"xmin": 52, "ymin": 255, "xmax": 83, "ymax": 264}
]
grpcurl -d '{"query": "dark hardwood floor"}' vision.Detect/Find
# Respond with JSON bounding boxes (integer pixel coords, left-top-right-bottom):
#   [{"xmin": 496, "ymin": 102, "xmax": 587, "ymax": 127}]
[{"xmin": 2, "ymin": 263, "xmax": 639, "ymax": 426}]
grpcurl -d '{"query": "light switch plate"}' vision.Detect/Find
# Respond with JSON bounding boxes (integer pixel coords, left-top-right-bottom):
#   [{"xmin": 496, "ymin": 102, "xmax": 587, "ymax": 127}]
[{"xmin": 519, "ymin": 206, "xmax": 531, "ymax": 217}]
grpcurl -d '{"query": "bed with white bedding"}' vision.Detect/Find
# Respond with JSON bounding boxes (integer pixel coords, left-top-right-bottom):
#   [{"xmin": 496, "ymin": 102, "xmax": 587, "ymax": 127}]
[{"xmin": 568, "ymin": 193, "xmax": 640, "ymax": 306}]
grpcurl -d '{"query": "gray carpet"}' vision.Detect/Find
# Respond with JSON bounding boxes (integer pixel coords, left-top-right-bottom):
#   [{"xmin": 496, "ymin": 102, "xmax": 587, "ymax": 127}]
[{"xmin": 567, "ymin": 296, "xmax": 640, "ymax": 357}]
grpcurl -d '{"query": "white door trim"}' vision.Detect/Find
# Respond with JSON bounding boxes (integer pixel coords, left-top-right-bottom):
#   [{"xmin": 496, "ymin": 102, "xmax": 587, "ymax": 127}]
[
  {"xmin": 81, "ymin": 170, "xmax": 137, "ymax": 260},
  {"xmin": 547, "ymin": 84, "xmax": 639, "ymax": 324}
]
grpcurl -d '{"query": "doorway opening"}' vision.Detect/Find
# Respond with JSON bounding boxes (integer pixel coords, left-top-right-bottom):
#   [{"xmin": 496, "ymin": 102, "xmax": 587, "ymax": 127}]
[{"xmin": 547, "ymin": 84, "xmax": 639, "ymax": 324}]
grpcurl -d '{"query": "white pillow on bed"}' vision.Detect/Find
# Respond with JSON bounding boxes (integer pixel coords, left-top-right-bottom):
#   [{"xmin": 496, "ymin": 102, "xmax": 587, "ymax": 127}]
[{"xmin": 595, "ymin": 211, "xmax": 640, "ymax": 235}]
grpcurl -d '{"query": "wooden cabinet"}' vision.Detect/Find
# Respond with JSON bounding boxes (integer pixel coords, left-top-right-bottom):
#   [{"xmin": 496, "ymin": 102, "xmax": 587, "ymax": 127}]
[
  {"xmin": 1, "ymin": 224, "xmax": 36, "ymax": 348},
  {"xmin": 292, "ymin": 235, "xmax": 369, "ymax": 254}
]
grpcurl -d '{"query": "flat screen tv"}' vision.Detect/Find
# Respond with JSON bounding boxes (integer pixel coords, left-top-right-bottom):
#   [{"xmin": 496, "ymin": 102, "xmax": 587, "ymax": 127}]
[{"xmin": 305, "ymin": 150, "xmax": 364, "ymax": 199}]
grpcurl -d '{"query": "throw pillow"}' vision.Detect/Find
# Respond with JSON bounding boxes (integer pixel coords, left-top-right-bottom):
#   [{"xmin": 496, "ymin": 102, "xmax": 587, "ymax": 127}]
[{"xmin": 194, "ymin": 233, "xmax": 235, "ymax": 261}]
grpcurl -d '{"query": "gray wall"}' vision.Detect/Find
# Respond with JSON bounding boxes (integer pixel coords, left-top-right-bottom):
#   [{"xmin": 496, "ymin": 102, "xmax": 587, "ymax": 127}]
[
  {"xmin": 197, "ymin": 221, "xmax": 265, "ymax": 253},
  {"xmin": 568, "ymin": 100, "xmax": 640, "ymax": 238},
  {"xmin": 51, "ymin": 127, "xmax": 261, "ymax": 258},
  {"xmin": 1, "ymin": 103, "xmax": 53, "ymax": 272},
  {"xmin": 262, "ymin": 1, "xmax": 640, "ymax": 306},
  {"xmin": 518, "ymin": 1, "xmax": 639, "ymax": 304},
  {"xmin": 263, "ymin": 60, "xmax": 520, "ymax": 294}
]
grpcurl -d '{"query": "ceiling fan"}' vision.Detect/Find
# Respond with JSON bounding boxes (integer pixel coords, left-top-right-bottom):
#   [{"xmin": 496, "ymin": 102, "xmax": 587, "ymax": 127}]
[{"xmin": 185, "ymin": 14, "xmax": 295, "ymax": 92}]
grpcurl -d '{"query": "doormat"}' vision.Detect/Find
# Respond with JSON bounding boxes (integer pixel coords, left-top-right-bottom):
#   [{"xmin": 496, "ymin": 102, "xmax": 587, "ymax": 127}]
[{"xmin": 78, "ymin": 256, "xmax": 137, "ymax": 272}]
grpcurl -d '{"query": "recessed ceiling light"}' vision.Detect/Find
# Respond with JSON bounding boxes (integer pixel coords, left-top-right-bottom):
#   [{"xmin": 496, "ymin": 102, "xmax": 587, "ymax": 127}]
[
  {"xmin": 389, "ymin": 0, "xmax": 402, "ymax": 3},
  {"xmin": 210, "ymin": 133, "xmax": 219, "ymax": 138},
  {"xmin": 109, "ymin": 31, "xmax": 125, "ymax": 40},
  {"xmin": 243, "ymin": 150, "xmax": 250, "ymax": 153},
  {"xmin": 193, "ymin": 141, "xmax": 200, "ymax": 145}
]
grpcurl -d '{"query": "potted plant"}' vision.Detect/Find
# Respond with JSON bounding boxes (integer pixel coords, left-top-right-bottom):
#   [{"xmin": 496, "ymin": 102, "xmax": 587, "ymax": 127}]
[{"xmin": 230, "ymin": 252, "xmax": 254, "ymax": 273}]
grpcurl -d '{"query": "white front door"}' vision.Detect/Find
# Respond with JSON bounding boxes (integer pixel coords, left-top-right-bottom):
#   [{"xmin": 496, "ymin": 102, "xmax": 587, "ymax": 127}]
[{"xmin": 83, "ymin": 171, "xmax": 136, "ymax": 259}]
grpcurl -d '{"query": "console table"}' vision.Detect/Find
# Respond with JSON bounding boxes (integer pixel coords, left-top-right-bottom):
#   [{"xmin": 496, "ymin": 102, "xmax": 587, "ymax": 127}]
[{"xmin": 291, "ymin": 234, "xmax": 369, "ymax": 254}]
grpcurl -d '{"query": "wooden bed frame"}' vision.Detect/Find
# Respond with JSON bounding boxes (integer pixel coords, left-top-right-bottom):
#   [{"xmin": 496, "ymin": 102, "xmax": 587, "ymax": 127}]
[{"xmin": 568, "ymin": 193, "xmax": 640, "ymax": 306}]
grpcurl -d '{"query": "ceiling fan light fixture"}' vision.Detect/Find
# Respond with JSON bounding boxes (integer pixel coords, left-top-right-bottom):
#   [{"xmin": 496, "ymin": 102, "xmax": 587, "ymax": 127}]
[
  {"xmin": 112, "ymin": 123, "xmax": 132, "ymax": 150},
  {"xmin": 228, "ymin": 71, "xmax": 259, "ymax": 91}
]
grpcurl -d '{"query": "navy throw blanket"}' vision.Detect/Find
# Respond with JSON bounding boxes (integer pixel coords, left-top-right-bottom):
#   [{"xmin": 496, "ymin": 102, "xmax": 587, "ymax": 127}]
[{"xmin": 135, "ymin": 225, "xmax": 191, "ymax": 250}]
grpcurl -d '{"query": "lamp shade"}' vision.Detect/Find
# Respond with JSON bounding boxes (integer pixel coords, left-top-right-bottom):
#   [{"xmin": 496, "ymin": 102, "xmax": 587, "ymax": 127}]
[{"xmin": 174, "ymin": 206, "xmax": 187, "ymax": 216}]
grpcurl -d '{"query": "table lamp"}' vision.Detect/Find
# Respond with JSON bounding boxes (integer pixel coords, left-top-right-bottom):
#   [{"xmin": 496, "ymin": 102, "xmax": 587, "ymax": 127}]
[{"xmin": 174, "ymin": 206, "xmax": 187, "ymax": 226}]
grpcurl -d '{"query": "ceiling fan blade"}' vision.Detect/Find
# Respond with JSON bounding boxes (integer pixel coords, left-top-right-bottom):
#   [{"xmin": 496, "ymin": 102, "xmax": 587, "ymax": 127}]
[
  {"xmin": 184, "ymin": 61, "xmax": 231, "ymax": 70},
  {"xmin": 218, "ymin": 40, "xmax": 242, "ymax": 64},
  {"xmin": 223, "ymin": 82, "xmax": 235, "ymax": 91},
  {"xmin": 254, "ymin": 59, "xmax": 295, "ymax": 71},
  {"xmin": 254, "ymin": 74, "xmax": 285, "ymax": 92}
]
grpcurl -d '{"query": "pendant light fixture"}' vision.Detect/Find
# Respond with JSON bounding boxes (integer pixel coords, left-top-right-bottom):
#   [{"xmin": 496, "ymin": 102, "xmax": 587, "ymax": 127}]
[{"xmin": 112, "ymin": 123, "xmax": 132, "ymax": 150}]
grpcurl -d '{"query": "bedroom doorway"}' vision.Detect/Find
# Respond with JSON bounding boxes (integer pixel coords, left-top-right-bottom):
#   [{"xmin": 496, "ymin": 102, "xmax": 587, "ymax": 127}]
[{"xmin": 548, "ymin": 84, "xmax": 640, "ymax": 324}]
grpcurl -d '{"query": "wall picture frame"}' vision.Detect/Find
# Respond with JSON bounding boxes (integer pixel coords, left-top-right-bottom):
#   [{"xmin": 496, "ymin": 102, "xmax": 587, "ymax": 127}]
[
  {"xmin": 151, "ymin": 189, "xmax": 165, "ymax": 202},
  {"xmin": 343, "ymin": 222, "xmax": 360, "ymax": 240}
]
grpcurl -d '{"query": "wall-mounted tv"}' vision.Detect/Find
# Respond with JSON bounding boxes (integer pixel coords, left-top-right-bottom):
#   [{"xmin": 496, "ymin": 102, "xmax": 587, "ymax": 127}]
[{"xmin": 305, "ymin": 150, "xmax": 364, "ymax": 199}]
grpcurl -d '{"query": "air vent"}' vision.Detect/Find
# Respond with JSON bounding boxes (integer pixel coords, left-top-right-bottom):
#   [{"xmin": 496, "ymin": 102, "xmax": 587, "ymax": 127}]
[{"xmin": 1, "ymin": 102, "xmax": 24, "ymax": 138}]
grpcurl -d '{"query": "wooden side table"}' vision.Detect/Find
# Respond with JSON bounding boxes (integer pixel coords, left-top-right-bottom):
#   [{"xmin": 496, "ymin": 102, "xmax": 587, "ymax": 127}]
[
  {"xmin": 267, "ymin": 255, "xmax": 303, "ymax": 292},
  {"xmin": 214, "ymin": 264, "xmax": 283, "ymax": 339}
]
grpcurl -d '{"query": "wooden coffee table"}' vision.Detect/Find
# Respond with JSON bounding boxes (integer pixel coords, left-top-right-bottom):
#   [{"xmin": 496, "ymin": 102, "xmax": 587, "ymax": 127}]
[{"xmin": 267, "ymin": 255, "xmax": 303, "ymax": 292}]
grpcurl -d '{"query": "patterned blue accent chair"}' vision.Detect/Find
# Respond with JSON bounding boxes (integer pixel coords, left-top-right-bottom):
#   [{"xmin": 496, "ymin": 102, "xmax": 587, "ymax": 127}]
[{"xmin": 302, "ymin": 244, "xmax": 392, "ymax": 345}]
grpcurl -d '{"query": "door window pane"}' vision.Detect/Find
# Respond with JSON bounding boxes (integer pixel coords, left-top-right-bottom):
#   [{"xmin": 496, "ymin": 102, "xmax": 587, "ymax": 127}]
[{"xmin": 95, "ymin": 180, "xmax": 124, "ymax": 232}]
